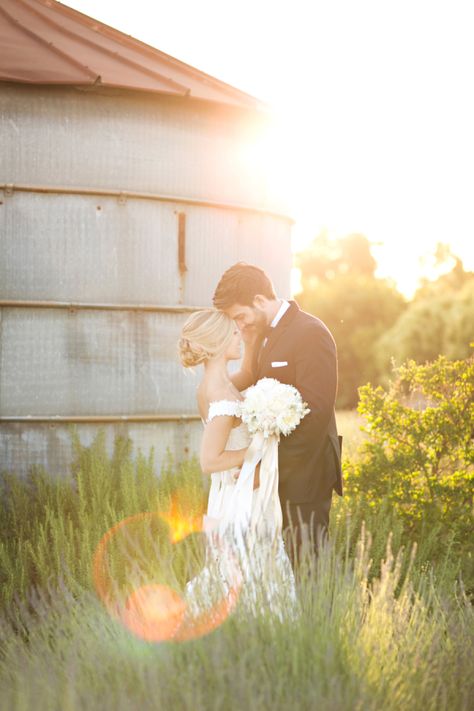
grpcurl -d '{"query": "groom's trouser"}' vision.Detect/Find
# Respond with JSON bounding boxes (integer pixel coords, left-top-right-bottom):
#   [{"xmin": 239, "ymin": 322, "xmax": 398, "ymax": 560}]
[{"xmin": 280, "ymin": 476, "xmax": 334, "ymax": 572}]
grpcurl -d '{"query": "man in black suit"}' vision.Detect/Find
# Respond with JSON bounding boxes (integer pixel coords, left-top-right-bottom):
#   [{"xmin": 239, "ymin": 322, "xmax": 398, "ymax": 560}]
[{"xmin": 213, "ymin": 262, "xmax": 343, "ymax": 569}]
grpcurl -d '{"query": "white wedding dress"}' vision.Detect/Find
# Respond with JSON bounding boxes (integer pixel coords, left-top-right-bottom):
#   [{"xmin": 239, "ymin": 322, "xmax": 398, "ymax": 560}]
[{"xmin": 184, "ymin": 400, "xmax": 298, "ymax": 620}]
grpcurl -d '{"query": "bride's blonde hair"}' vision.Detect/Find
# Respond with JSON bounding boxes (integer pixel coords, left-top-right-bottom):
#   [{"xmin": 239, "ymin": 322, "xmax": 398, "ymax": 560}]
[{"xmin": 178, "ymin": 308, "xmax": 235, "ymax": 368}]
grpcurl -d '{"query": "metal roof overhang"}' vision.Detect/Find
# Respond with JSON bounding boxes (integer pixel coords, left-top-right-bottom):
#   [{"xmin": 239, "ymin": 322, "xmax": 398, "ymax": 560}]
[{"xmin": 0, "ymin": 0, "xmax": 267, "ymax": 112}]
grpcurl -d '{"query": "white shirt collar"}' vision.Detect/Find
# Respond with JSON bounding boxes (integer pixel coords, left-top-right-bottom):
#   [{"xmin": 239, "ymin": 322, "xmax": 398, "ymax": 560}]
[{"xmin": 270, "ymin": 299, "xmax": 290, "ymax": 329}]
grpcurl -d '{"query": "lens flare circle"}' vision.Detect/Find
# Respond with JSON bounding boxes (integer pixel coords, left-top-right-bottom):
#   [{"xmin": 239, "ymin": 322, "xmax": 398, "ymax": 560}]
[
  {"xmin": 123, "ymin": 584, "xmax": 187, "ymax": 642},
  {"xmin": 92, "ymin": 503, "xmax": 242, "ymax": 643}
]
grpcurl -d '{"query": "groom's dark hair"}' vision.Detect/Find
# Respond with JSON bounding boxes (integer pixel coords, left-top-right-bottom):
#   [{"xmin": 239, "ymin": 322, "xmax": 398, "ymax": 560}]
[{"xmin": 213, "ymin": 262, "xmax": 277, "ymax": 309}]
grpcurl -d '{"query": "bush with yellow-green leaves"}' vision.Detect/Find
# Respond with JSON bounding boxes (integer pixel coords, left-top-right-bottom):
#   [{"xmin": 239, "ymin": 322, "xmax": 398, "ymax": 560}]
[{"xmin": 344, "ymin": 354, "xmax": 474, "ymax": 590}]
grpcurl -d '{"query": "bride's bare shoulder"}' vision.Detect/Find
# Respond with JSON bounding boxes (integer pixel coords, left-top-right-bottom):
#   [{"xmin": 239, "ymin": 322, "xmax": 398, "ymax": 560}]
[
  {"xmin": 196, "ymin": 384, "xmax": 209, "ymax": 421},
  {"xmin": 197, "ymin": 380, "xmax": 242, "ymax": 405}
]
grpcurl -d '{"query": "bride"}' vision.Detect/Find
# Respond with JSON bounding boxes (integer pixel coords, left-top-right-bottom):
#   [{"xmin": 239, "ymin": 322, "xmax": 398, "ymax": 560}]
[{"xmin": 178, "ymin": 308, "xmax": 297, "ymax": 618}]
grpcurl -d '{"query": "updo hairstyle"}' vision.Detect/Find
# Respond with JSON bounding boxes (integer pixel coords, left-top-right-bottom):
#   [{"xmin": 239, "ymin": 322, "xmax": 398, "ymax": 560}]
[{"xmin": 178, "ymin": 309, "xmax": 235, "ymax": 368}]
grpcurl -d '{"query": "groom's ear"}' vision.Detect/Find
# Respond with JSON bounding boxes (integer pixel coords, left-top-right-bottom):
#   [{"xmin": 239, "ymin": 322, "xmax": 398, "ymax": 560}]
[{"xmin": 252, "ymin": 294, "xmax": 267, "ymax": 309}]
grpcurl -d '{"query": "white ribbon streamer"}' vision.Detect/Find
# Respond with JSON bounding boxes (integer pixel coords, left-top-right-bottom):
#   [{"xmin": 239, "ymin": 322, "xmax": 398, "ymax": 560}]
[{"xmin": 218, "ymin": 431, "xmax": 282, "ymax": 547}]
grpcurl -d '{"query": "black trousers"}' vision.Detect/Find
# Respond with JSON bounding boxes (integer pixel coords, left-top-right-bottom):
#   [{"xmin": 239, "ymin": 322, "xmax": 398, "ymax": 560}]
[{"xmin": 280, "ymin": 476, "xmax": 334, "ymax": 572}]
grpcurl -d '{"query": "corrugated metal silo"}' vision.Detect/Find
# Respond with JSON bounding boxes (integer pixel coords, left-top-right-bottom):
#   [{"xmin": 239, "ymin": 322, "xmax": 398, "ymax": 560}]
[{"xmin": 0, "ymin": 0, "xmax": 293, "ymax": 476}]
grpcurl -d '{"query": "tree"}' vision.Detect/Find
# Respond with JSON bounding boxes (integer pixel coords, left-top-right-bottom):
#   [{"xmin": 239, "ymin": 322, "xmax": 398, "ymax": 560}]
[
  {"xmin": 415, "ymin": 243, "xmax": 474, "ymax": 300},
  {"xmin": 297, "ymin": 231, "xmax": 377, "ymax": 291},
  {"xmin": 296, "ymin": 234, "xmax": 406, "ymax": 408},
  {"xmin": 377, "ymin": 275, "xmax": 474, "ymax": 372}
]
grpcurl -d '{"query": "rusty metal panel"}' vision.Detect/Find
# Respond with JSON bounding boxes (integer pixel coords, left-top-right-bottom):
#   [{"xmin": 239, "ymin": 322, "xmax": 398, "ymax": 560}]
[
  {"xmin": 0, "ymin": 308, "xmax": 203, "ymax": 416},
  {"xmin": 0, "ymin": 191, "xmax": 291, "ymax": 305},
  {"xmin": 0, "ymin": 85, "xmax": 276, "ymax": 211},
  {"xmin": 0, "ymin": 81, "xmax": 293, "ymax": 479},
  {"xmin": 0, "ymin": 191, "xmax": 181, "ymax": 304},
  {"xmin": 181, "ymin": 209, "xmax": 292, "ymax": 304},
  {"xmin": 0, "ymin": 420, "xmax": 203, "ymax": 478}
]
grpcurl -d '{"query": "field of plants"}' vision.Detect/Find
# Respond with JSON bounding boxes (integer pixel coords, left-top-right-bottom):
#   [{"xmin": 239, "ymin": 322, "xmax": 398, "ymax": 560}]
[{"xmin": 0, "ymin": 355, "xmax": 472, "ymax": 710}]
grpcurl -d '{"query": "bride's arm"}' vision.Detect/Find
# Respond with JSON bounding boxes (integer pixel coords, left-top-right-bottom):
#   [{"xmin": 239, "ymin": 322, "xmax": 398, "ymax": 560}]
[
  {"xmin": 229, "ymin": 329, "xmax": 264, "ymax": 391},
  {"xmin": 200, "ymin": 415, "xmax": 248, "ymax": 475}
]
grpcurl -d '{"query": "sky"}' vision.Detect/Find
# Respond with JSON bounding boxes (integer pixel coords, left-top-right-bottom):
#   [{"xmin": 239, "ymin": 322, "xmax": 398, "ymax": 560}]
[{"xmin": 65, "ymin": 0, "xmax": 474, "ymax": 297}]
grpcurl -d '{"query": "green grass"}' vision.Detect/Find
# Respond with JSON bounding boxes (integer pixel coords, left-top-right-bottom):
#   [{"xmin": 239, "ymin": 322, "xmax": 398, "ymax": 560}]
[{"xmin": 0, "ymin": 419, "xmax": 472, "ymax": 710}]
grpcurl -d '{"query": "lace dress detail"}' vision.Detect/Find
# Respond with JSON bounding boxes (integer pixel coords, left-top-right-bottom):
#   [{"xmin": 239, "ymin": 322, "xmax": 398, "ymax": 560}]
[{"xmin": 206, "ymin": 399, "xmax": 242, "ymax": 423}]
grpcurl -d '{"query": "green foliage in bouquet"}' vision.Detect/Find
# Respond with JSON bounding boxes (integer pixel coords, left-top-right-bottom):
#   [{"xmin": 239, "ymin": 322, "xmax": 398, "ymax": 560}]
[{"xmin": 344, "ymin": 353, "xmax": 474, "ymax": 587}]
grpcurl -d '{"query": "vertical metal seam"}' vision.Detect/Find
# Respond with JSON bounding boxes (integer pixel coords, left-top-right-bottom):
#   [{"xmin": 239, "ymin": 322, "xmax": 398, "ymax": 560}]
[
  {"xmin": 0, "ymin": 307, "xmax": 2, "ymax": 409},
  {"xmin": 178, "ymin": 212, "xmax": 187, "ymax": 274}
]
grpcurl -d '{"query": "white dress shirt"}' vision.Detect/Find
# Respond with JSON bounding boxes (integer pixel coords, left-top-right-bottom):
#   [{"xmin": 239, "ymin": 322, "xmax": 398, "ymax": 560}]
[
  {"xmin": 270, "ymin": 299, "xmax": 291, "ymax": 328},
  {"xmin": 263, "ymin": 299, "xmax": 290, "ymax": 347}
]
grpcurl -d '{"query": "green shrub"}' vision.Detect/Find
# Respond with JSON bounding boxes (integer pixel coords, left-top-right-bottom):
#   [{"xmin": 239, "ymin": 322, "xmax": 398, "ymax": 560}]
[{"xmin": 344, "ymin": 354, "xmax": 474, "ymax": 589}]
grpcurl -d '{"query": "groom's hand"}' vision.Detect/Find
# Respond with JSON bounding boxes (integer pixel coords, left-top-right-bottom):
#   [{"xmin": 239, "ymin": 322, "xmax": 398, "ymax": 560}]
[
  {"xmin": 230, "ymin": 328, "xmax": 264, "ymax": 391},
  {"xmin": 240, "ymin": 325, "xmax": 262, "ymax": 346}
]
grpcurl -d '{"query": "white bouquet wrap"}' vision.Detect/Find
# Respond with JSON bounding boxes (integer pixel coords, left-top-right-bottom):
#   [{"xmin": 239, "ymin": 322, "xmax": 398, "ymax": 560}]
[{"xmin": 240, "ymin": 377, "xmax": 310, "ymax": 439}]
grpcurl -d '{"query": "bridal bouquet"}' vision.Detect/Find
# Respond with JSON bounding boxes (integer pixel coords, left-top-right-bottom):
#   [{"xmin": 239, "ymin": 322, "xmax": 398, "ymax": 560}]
[
  {"xmin": 216, "ymin": 378, "xmax": 309, "ymax": 539},
  {"xmin": 240, "ymin": 377, "xmax": 310, "ymax": 439}
]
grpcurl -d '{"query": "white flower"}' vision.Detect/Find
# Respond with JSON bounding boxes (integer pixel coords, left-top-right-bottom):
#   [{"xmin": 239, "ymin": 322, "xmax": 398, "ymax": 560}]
[{"xmin": 240, "ymin": 378, "xmax": 310, "ymax": 438}]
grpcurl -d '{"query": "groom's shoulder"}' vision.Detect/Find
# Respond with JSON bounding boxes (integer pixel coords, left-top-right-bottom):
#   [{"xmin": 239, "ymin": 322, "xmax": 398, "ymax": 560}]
[
  {"xmin": 290, "ymin": 303, "xmax": 337, "ymax": 350},
  {"xmin": 293, "ymin": 302, "xmax": 334, "ymax": 336}
]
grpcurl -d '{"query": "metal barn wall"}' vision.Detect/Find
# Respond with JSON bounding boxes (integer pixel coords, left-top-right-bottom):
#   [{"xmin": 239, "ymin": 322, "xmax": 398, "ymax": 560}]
[
  {"xmin": 0, "ymin": 85, "xmax": 278, "ymax": 209},
  {"xmin": 0, "ymin": 84, "xmax": 292, "ymax": 477}
]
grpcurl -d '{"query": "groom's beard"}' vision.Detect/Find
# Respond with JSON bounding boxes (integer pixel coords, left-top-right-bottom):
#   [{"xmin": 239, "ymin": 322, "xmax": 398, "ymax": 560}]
[{"xmin": 252, "ymin": 307, "xmax": 268, "ymax": 336}]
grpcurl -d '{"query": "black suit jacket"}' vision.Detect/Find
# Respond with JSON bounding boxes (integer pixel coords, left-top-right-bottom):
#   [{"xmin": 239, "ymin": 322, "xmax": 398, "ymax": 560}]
[{"xmin": 254, "ymin": 300, "xmax": 343, "ymax": 503}]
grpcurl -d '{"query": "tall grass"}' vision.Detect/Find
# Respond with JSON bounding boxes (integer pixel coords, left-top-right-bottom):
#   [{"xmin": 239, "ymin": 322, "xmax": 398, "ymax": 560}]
[
  {"xmin": 1, "ymin": 526, "xmax": 472, "ymax": 710},
  {"xmin": 0, "ymin": 427, "xmax": 205, "ymax": 611},
  {"xmin": 0, "ymin": 423, "xmax": 473, "ymax": 710}
]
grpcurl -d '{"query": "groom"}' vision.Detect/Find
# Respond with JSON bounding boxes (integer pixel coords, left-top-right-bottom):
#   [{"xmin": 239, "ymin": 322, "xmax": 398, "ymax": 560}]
[{"xmin": 213, "ymin": 262, "xmax": 343, "ymax": 568}]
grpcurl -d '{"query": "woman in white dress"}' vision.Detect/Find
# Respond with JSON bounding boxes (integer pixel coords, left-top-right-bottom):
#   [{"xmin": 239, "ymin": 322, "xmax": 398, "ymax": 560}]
[{"xmin": 178, "ymin": 309, "xmax": 297, "ymax": 618}]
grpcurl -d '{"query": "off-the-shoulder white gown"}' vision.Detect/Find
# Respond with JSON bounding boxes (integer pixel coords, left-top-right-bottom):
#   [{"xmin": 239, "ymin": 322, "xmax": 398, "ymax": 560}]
[{"xmin": 185, "ymin": 399, "xmax": 297, "ymax": 618}]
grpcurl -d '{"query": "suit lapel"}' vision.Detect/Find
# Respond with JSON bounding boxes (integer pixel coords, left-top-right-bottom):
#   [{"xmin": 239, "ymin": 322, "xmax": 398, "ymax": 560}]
[{"xmin": 258, "ymin": 300, "xmax": 300, "ymax": 371}]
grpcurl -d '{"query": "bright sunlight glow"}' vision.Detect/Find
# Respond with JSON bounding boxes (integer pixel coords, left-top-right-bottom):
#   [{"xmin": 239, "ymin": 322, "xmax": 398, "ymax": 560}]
[{"xmin": 65, "ymin": 0, "xmax": 474, "ymax": 298}]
